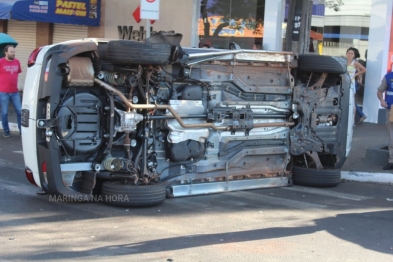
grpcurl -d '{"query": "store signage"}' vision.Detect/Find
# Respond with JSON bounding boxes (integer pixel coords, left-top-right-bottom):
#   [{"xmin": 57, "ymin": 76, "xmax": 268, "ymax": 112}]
[
  {"xmin": 118, "ymin": 26, "xmax": 156, "ymax": 41},
  {"xmin": 133, "ymin": 5, "xmax": 155, "ymax": 24},
  {"xmin": 292, "ymin": 0, "xmax": 302, "ymax": 41},
  {"xmin": 140, "ymin": 0, "xmax": 160, "ymax": 20},
  {"xmin": 5, "ymin": 0, "xmax": 100, "ymax": 26},
  {"xmin": 55, "ymin": 1, "xmax": 88, "ymax": 17}
]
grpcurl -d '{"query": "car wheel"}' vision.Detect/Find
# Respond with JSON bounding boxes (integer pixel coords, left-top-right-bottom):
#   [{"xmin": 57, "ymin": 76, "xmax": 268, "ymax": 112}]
[
  {"xmin": 105, "ymin": 40, "xmax": 173, "ymax": 65},
  {"xmin": 292, "ymin": 166, "xmax": 341, "ymax": 187},
  {"xmin": 298, "ymin": 54, "xmax": 346, "ymax": 74},
  {"xmin": 102, "ymin": 180, "xmax": 166, "ymax": 207}
]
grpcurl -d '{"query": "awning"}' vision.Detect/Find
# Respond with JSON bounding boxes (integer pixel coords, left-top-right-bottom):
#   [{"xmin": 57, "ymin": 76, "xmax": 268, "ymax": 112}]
[
  {"xmin": 0, "ymin": 0, "xmax": 100, "ymax": 26},
  {"xmin": 0, "ymin": 0, "xmax": 19, "ymax": 19}
]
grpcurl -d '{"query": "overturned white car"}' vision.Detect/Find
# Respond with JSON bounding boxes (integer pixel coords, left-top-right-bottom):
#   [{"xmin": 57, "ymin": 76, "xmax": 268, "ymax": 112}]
[{"xmin": 21, "ymin": 32, "xmax": 353, "ymax": 207}]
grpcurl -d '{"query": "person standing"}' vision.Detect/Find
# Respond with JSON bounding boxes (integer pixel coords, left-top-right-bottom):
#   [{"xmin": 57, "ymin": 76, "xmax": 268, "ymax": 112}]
[
  {"xmin": 355, "ymin": 76, "xmax": 367, "ymax": 123},
  {"xmin": 0, "ymin": 45, "xmax": 22, "ymax": 137},
  {"xmin": 377, "ymin": 71, "xmax": 393, "ymax": 170},
  {"xmin": 346, "ymin": 47, "xmax": 366, "ymax": 123}
]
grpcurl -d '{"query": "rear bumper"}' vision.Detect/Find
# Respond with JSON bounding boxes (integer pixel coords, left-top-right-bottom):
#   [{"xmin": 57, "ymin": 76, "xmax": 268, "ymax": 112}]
[{"xmin": 22, "ymin": 41, "xmax": 99, "ymax": 198}]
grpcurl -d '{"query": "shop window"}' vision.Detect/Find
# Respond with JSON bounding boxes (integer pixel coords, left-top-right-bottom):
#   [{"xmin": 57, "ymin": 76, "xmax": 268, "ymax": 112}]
[{"xmin": 199, "ymin": 0, "xmax": 265, "ymax": 49}]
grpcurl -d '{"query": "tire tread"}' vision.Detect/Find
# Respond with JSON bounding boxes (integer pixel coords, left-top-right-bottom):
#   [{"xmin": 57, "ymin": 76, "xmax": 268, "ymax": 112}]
[
  {"xmin": 102, "ymin": 181, "xmax": 166, "ymax": 207},
  {"xmin": 298, "ymin": 54, "xmax": 346, "ymax": 74},
  {"xmin": 106, "ymin": 40, "xmax": 172, "ymax": 65},
  {"xmin": 292, "ymin": 166, "xmax": 341, "ymax": 187}
]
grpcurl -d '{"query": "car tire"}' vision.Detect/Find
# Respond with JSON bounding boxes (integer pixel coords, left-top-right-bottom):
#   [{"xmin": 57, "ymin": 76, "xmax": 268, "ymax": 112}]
[
  {"xmin": 292, "ymin": 166, "xmax": 341, "ymax": 187},
  {"xmin": 106, "ymin": 40, "xmax": 173, "ymax": 65},
  {"xmin": 102, "ymin": 180, "xmax": 166, "ymax": 207},
  {"xmin": 298, "ymin": 54, "xmax": 346, "ymax": 74}
]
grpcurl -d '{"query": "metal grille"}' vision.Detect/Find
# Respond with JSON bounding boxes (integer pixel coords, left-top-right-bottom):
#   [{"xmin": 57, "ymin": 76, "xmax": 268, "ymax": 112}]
[{"xmin": 53, "ymin": 24, "xmax": 88, "ymax": 44}]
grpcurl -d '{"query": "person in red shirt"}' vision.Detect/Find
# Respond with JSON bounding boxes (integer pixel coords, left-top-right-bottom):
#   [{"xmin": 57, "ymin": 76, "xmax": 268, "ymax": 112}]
[{"xmin": 0, "ymin": 45, "xmax": 22, "ymax": 137}]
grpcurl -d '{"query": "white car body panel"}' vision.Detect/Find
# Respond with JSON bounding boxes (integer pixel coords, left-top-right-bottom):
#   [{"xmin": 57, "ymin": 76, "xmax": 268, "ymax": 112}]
[
  {"xmin": 21, "ymin": 46, "xmax": 52, "ymax": 188},
  {"xmin": 346, "ymin": 87, "xmax": 355, "ymax": 157}
]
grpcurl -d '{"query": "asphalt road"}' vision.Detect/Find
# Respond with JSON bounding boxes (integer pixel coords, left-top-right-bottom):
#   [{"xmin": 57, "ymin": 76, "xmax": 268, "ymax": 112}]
[{"xmin": 1, "ymin": 135, "xmax": 393, "ymax": 261}]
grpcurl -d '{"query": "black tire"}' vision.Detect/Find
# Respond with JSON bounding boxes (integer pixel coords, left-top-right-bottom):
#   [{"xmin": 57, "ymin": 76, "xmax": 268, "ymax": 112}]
[
  {"xmin": 298, "ymin": 54, "xmax": 346, "ymax": 74},
  {"xmin": 102, "ymin": 181, "xmax": 166, "ymax": 207},
  {"xmin": 292, "ymin": 166, "xmax": 341, "ymax": 187},
  {"xmin": 106, "ymin": 40, "xmax": 172, "ymax": 65}
]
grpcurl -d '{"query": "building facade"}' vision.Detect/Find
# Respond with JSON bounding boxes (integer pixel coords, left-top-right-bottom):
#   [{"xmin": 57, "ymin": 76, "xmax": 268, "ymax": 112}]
[{"xmin": 0, "ymin": 0, "xmax": 392, "ymax": 122}]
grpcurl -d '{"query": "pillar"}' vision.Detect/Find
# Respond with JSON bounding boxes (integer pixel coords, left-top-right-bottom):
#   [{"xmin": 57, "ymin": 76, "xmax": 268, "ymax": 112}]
[
  {"xmin": 263, "ymin": 0, "xmax": 285, "ymax": 51},
  {"xmin": 363, "ymin": 0, "xmax": 393, "ymax": 123}
]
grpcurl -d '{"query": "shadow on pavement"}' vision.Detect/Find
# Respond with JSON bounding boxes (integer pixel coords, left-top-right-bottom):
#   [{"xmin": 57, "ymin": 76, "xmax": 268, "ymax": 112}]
[{"xmin": 17, "ymin": 210, "xmax": 393, "ymax": 260}]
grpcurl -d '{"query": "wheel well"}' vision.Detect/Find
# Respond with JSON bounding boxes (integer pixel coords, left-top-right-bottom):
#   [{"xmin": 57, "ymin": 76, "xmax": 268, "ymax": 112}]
[{"xmin": 293, "ymin": 153, "xmax": 337, "ymax": 169}]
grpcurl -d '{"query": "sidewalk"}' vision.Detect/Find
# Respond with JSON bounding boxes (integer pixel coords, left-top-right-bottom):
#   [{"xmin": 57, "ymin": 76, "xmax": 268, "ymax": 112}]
[
  {"xmin": 1, "ymin": 103, "xmax": 392, "ymax": 183},
  {"xmin": 341, "ymin": 122, "xmax": 393, "ymax": 184}
]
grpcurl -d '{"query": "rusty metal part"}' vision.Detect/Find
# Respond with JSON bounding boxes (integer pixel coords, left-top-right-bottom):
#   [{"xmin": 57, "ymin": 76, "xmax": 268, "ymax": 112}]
[
  {"xmin": 66, "ymin": 57, "xmax": 94, "ymax": 86},
  {"xmin": 124, "ymin": 134, "xmax": 131, "ymax": 159},
  {"xmin": 186, "ymin": 49, "xmax": 294, "ymax": 66},
  {"xmin": 309, "ymin": 72, "xmax": 328, "ymax": 89},
  {"xmin": 316, "ymin": 114, "xmax": 337, "ymax": 125},
  {"xmin": 305, "ymin": 151, "xmax": 323, "ymax": 169},
  {"xmin": 94, "ymin": 78, "xmax": 295, "ymax": 130},
  {"xmin": 187, "ymin": 49, "xmax": 293, "ymax": 58}
]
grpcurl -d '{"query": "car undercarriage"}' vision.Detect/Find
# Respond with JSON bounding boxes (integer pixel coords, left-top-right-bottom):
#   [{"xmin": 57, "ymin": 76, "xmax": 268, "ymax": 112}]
[{"xmin": 24, "ymin": 32, "xmax": 351, "ymax": 207}]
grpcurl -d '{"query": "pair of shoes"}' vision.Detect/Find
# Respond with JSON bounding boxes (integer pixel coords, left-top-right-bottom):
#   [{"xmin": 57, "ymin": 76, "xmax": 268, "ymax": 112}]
[
  {"xmin": 383, "ymin": 163, "xmax": 393, "ymax": 170},
  {"xmin": 3, "ymin": 134, "xmax": 10, "ymax": 138},
  {"xmin": 358, "ymin": 115, "xmax": 367, "ymax": 124}
]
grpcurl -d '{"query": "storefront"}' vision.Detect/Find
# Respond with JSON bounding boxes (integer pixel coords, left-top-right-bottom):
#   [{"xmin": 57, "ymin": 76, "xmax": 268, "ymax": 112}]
[
  {"xmin": 6, "ymin": 20, "xmax": 37, "ymax": 91},
  {"xmin": 194, "ymin": 0, "xmax": 393, "ymax": 123},
  {"xmin": 309, "ymin": 0, "xmax": 393, "ymax": 123},
  {"xmin": 1, "ymin": 0, "xmax": 392, "ymax": 123},
  {"xmin": 103, "ymin": 0, "xmax": 199, "ymax": 47},
  {"xmin": 53, "ymin": 24, "xmax": 88, "ymax": 44},
  {"xmin": 0, "ymin": 0, "xmax": 100, "ymax": 90}
]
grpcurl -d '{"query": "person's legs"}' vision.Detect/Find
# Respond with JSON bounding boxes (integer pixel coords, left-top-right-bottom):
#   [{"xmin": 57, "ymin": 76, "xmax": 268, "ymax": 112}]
[
  {"xmin": 354, "ymin": 82, "xmax": 367, "ymax": 123},
  {"xmin": 356, "ymin": 103, "xmax": 367, "ymax": 123},
  {"xmin": 356, "ymin": 103, "xmax": 364, "ymax": 117},
  {"xmin": 0, "ymin": 92, "xmax": 10, "ymax": 136},
  {"xmin": 355, "ymin": 103, "xmax": 364, "ymax": 117},
  {"xmin": 10, "ymin": 92, "xmax": 22, "ymax": 133}
]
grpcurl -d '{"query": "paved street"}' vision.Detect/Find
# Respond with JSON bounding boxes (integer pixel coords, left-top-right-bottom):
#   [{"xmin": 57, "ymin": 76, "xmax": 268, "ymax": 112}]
[{"xmin": 0, "ymin": 136, "xmax": 393, "ymax": 261}]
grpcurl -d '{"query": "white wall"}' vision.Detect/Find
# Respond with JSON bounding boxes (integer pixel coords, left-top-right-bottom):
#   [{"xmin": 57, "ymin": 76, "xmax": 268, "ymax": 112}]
[
  {"xmin": 324, "ymin": 0, "xmax": 371, "ymax": 28},
  {"xmin": 322, "ymin": 40, "xmax": 368, "ymax": 59},
  {"xmin": 363, "ymin": 0, "xmax": 393, "ymax": 123},
  {"xmin": 321, "ymin": 0, "xmax": 371, "ymax": 58},
  {"xmin": 324, "ymin": 0, "xmax": 371, "ymax": 19}
]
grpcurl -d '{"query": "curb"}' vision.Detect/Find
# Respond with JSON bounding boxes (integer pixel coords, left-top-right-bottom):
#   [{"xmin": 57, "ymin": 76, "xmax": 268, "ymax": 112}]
[
  {"xmin": 0, "ymin": 121, "xmax": 19, "ymax": 133},
  {"xmin": 341, "ymin": 171, "xmax": 393, "ymax": 184},
  {"xmin": 365, "ymin": 145, "xmax": 388, "ymax": 166}
]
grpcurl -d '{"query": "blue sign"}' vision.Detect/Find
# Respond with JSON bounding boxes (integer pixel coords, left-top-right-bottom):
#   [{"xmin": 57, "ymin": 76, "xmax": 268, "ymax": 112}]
[{"xmin": 0, "ymin": 0, "xmax": 100, "ymax": 26}]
